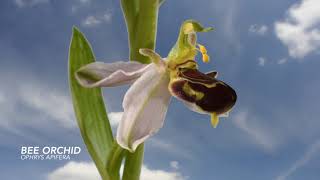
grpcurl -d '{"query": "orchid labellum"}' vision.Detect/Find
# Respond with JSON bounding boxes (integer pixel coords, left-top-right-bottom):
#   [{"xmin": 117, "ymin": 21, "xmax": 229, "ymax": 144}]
[{"xmin": 75, "ymin": 20, "xmax": 237, "ymax": 152}]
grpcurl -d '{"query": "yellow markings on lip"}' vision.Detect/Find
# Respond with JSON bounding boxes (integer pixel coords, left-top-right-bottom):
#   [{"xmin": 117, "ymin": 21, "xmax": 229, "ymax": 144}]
[
  {"xmin": 182, "ymin": 82, "xmax": 204, "ymax": 101},
  {"xmin": 210, "ymin": 113, "xmax": 219, "ymax": 128}
]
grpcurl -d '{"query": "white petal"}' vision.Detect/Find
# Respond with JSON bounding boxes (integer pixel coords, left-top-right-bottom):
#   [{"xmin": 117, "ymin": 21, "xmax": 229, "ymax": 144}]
[
  {"xmin": 220, "ymin": 111, "xmax": 229, "ymax": 117},
  {"xmin": 181, "ymin": 100, "xmax": 230, "ymax": 117},
  {"xmin": 116, "ymin": 64, "xmax": 171, "ymax": 152},
  {"xmin": 75, "ymin": 61, "xmax": 150, "ymax": 88},
  {"xmin": 206, "ymin": 71, "xmax": 218, "ymax": 78},
  {"xmin": 181, "ymin": 100, "xmax": 207, "ymax": 114}
]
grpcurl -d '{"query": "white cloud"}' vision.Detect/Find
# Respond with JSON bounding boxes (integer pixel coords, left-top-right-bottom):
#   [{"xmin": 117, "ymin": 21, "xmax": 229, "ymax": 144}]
[
  {"xmin": 103, "ymin": 13, "xmax": 112, "ymax": 23},
  {"xmin": 275, "ymin": 0, "xmax": 320, "ymax": 58},
  {"xmin": 0, "ymin": 92, "xmax": 5, "ymax": 104},
  {"xmin": 78, "ymin": 0, "xmax": 91, "ymax": 3},
  {"xmin": 71, "ymin": 0, "xmax": 93, "ymax": 13},
  {"xmin": 275, "ymin": 140, "xmax": 320, "ymax": 180},
  {"xmin": 82, "ymin": 16, "xmax": 101, "ymax": 27},
  {"xmin": 221, "ymin": 0, "xmax": 242, "ymax": 53},
  {"xmin": 249, "ymin": 24, "xmax": 268, "ymax": 35},
  {"xmin": 233, "ymin": 111, "xmax": 276, "ymax": 152},
  {"xmin": 108, "ymin": 111, "xmax": 123, "ymax": 128},
  {"xmin": 277, "ymin": 58, "xmax": 288, "ymax": 65},
  {"xmin": 258, "ymin": 57, "xmax": 266, "ymax": 66},
  {"xmin": 48, "ymin": 161, "xmax": 100, "ymax": 180},
  {"xmin": 19, "ymin": 83, "xmax": 75, "ymax": 128},
  {"xmin": 0, "ymin": 73, "xmax": 76, "ymax": 138},
  {"xmin": 48, "ymin": 161, "xmax": 187, "ymax": 180},
  {"xmin": 14, "ymin": 0, "xmax": 49, "ymax": 8},
  {"xmin": 141, "ymin": 165, "xmax": 186, "ymax": 180},
  {"xmin": 170, "ymin": 161, "xmax": 179, "ymax": 170},
  {"xmin": 149, "ymin": 138, "xmax": 193, "ymax": 159},
  {"xmin": 81, "ymin": 12, "xmax": 113, "ymax": 28}
]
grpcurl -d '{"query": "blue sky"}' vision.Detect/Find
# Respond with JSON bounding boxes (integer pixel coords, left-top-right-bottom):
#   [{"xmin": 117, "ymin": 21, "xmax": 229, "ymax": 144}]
[{"xmin": 1, "ymin": 0, "xmax": 320, "ymax": 179}]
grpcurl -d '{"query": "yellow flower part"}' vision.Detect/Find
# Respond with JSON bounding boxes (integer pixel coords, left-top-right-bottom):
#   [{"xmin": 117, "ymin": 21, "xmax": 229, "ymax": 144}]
[
  {"xmin": 202, "ymin": 53, "xmax": 210, "ymax": 63},
  {"xmin": 182, "ymin": 82, "xmax": 205, "ymax": 101},
  {"xmin": 210, "ymin": 113, "xmax": 219, "ymax": 128},
  {"xmin": 198, "ymin": 44, "xmax": 207, "ymax": 54},
  {"xmin": 197, "ymin": 44, "xmax": 210, "ymax": 63}
]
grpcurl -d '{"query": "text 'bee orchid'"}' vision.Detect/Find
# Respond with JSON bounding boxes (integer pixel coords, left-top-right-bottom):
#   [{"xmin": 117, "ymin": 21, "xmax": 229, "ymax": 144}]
[{"xmin": 75, "ymin": 20, "xmax": 237, "ymax": 152}]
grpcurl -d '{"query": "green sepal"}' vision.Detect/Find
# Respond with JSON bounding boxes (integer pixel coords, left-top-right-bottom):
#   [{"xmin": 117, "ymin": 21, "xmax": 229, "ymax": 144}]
[{"xmin": 167, "ymin": 20, "xmax": 213, "ymax": 65}]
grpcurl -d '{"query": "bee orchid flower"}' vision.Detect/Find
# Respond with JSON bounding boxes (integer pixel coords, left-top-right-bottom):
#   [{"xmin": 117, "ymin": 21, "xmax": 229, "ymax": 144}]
[{"xmin": 75, "ymin": 20, "xmax": 237, "ymax": 152}]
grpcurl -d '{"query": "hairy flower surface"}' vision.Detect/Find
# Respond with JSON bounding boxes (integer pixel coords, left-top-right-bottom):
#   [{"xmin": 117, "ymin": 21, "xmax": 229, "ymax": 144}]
[{"xmin": 75, "ymin": 20, "xmax": 237, "ymax": 152}]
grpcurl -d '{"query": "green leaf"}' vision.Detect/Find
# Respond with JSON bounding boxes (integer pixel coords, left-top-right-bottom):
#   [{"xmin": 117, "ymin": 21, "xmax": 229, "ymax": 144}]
[{"xmin": 68, "ymin": 27, "xmax": 114, "ymax": 180}]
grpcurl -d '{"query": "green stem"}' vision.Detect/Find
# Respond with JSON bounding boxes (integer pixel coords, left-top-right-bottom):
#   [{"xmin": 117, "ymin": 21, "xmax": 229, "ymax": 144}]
[
  {"xmin": 120, "ymin": 0, "xmax": 160, "ymax": 179},
  {"xmin": 106, "ymin": 144, "xmax": 126, "ymax": 180},
  {"xmin": 122, "ymin": 144, "xmax": 145, "ymax": 180},
  {"xmin": 121, "ymin": 0, "xmax": 159, "ymax": 63}
]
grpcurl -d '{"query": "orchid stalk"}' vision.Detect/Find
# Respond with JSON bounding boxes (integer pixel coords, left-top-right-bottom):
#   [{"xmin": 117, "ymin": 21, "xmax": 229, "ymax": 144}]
[{"xmin": 121, "ymin": 0, "xmax": 160, "ymax": 179}]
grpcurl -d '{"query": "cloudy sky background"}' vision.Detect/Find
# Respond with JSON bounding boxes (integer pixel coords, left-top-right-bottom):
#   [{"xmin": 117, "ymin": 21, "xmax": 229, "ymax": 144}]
[{"xmin": 1, "ymin": 0, "xmax": 320, "ymax": 179}]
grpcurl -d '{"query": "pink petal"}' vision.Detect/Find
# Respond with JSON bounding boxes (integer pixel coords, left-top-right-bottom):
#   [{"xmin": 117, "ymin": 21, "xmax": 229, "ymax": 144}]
[
  {"xmin": 75, "ymin": 61, "xmax": 150, "ymax": 88},
  {"xmin": 116, "ymin": 64, "xmax": 171, "ymax": 152}
]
